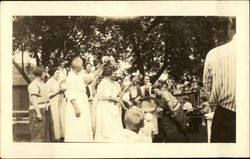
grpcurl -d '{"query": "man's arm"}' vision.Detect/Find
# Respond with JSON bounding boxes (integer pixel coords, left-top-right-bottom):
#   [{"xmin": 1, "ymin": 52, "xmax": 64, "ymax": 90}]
[{"xmin": 203, "ymin": 52, "xmax": 213, "ymax": 93}]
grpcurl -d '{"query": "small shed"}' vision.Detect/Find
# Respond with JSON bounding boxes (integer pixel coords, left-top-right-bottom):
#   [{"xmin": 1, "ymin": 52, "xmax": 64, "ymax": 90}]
[{"xmin": 13, "ymin": 61, "xmax": 35, "ymax": 111}]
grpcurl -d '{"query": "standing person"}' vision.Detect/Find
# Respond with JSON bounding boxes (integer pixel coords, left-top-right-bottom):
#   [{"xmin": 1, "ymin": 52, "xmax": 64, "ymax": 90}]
[
  {"xmin": 46, "ymin": 67, "xmax": 65, "ymax": 141},
  {"xmin": 140, "ymin": 75, "xmax": 158, "ymax": 135},
  {"xmin": 28, "ymin": 67, "xmax": 53, "ymax": 142},
  {"xmin": 58, "ymin": 59, "xmax": 68, "ymax": 83},
  {"xmin": 94, "ymin": 58, "xmax": 123, "ymax": 142},
  {"xmin": 57, "ymin": 59, "xmax": 68, "ymax": 141},
  {"xmin": 153, "ymin": 86, "xmax": 190, "ymax": 143},
  {"xmin": 122, "ymin": 73, "xmax": 141, "ymax": 108},
  {"xmin": 64, "ymin": 57, "xmax": 93, "ymax": 142},
  {"xmin": 203, "ymin": 17, "xmax": 236, "ymax": 143}
]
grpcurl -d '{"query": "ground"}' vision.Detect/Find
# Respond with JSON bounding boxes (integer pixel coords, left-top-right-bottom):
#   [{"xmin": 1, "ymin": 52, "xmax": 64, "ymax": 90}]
[{"xmin": 13, "ymin": 119, "xmax": 208, "ymax": 143}]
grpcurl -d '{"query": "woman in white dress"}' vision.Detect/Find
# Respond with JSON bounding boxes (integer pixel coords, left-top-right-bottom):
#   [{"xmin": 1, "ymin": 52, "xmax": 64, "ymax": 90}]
[
  {"xmin": 64, "ymin": 57, "xmax": 93, "ymax": 142},
  {"xmin": 94, "ymin": 59, "xmax": 123, "ymax": 142},
  {"xmin": 46, "ymin": 67, "xmax": 65, "ymax": 141}
]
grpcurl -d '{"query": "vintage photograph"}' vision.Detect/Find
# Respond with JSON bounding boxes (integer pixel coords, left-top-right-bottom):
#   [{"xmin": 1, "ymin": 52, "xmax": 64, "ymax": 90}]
[{"xmin": 12, "ymin": 16, "xmax": 236, "ymax": 143}]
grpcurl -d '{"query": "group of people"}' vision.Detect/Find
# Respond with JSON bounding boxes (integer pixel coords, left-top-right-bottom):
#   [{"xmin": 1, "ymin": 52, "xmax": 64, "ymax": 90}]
[
  {"xmin": 28, "ymin": 17, "xmax": 236, "ymax": 143},
  {"xmin": 28, "ymin": 55, "xmax": 192, "ymax": 143}
]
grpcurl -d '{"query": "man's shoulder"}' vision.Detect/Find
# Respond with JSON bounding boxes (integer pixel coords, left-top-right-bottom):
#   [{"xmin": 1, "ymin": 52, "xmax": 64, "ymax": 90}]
[{"xmin": 208, "ymin": 41, "xmax": 232, "ymax": 56}]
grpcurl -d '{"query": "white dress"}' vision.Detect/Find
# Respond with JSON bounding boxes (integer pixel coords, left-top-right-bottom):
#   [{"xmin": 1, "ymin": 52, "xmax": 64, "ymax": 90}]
[
  {"xmin": 94, "ymin": 79, "xmax": 123, "ymax": 142},
  {"xmin": 46, "ymin": 78, "xmax": 62, "ymax": 140},
  {"xmin": 64, "ymin": 71, "xmax": 93, "ymax": 142}
]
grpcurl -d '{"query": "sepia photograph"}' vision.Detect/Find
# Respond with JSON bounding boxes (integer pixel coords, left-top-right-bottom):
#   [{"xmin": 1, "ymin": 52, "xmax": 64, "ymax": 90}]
[
  {"xmin": 1, "ymin": 1, "xmax": 249, "ymax": 158},
  {"xmin": 12, "ymin": 15, "xmax": 236, "ymax": 143}
]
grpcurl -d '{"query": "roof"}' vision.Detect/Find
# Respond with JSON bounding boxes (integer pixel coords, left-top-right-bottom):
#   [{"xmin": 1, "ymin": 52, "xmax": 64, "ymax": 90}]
[{"xmin": 13, "ymin": 64, "xmax": 35, "ymax": 86}]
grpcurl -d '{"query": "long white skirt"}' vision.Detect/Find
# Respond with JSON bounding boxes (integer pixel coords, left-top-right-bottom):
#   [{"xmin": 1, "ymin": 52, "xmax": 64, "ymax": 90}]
[
  {"xmin": 94, "ymin": 101, "xmax": 123, "ymax": 142},
  {"xmin": 65, "ymin": 94, "xmax": 93, "ymax": 142}
]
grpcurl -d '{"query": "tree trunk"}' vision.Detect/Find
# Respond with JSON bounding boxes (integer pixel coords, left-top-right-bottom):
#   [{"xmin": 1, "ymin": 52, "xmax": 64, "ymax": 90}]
[
  {"xmin": 151, "ymin": 62, "xmax": 168, "ymax": 84},
  {"xmin": 34, "ymin": 50, "xmax": 40, "ymax": 66},
  {"xmin": 129, "ymin": 34, "xmax": 145, "ymax": 76}
]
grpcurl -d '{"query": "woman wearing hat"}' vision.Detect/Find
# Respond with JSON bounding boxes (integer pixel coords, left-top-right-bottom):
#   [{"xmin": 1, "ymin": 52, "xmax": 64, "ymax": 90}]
[
  {"xmin": 64, "ymin": 57, "xmax": 93, "ymax": 142},
  {"xmin": 94, "ymin": 57, "xmax": 123, "ymax": 142}
]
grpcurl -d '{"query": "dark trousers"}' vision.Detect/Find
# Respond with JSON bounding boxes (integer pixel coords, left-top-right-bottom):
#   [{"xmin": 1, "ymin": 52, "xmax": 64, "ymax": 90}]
[{"xmin": 211, "ymin": 106, "xmax": 236, "ymax": 143}]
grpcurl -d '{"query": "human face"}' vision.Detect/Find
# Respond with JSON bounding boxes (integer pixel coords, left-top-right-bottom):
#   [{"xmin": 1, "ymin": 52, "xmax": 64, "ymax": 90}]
[
  {"xmin": 144, "ymin": 76, "xmax": 150, "ymax": 85},
  {"xmin": 61, "ymin": 61, "xmax": 66, "ymax": 67},
  {"xmin": 86, "ymin": 64, "xmax": 92, "ymax": 73},
  {"xmin": 132, "ymin": 76, "xmax": 139, "ymax": 84},
  {"xmin": 153, "ymin": 88, "xmax": 162, "ymax": 96},
  {"xmin": 73, "ymin": 58, "xmax": 83, "ymax": 73},
  {"xmin": 53, "ymin": 70, "xmax": 60, "ymax": 80},
  {"xmin": 40, "ymin": 72, "xmax": 47, "ymax": 81}
]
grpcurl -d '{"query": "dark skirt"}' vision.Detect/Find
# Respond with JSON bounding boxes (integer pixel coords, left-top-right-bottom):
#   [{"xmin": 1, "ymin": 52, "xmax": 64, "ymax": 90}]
[
  {"xmin": 161, "ymin": 107, "xmax": 187, "ymax": 135},
  {"xmin": 29, "ymin": 107, "xmax": 55, "ymax": 142}
]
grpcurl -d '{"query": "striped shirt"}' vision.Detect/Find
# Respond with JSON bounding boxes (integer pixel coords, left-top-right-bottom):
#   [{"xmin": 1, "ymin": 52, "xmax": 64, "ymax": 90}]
[{"xmin": 203, "ymin": 35, "xmax": 236, "ymax": 112}]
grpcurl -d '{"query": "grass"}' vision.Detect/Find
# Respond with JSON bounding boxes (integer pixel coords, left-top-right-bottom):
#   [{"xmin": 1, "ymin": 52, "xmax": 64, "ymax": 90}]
[{"xmin": 13, "ymin": 121, "xmax": 208, "ymax": 143}]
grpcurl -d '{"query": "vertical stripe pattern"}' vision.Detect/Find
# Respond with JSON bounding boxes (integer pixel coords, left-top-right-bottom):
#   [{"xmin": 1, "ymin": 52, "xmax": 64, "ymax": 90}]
[{"xmin": 203, "ymin": 36, "xmax": 236, "ymax": 112}]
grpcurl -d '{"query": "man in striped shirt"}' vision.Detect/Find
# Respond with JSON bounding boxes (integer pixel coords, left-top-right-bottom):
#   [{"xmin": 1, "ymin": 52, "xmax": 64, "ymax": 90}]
[{"xmin": 203, "ymin": 17, "xmax": 236, "ymax": 143}]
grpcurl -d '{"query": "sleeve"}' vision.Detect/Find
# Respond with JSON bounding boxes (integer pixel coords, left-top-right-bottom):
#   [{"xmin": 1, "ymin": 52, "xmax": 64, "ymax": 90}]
[
  {"xmin": 46, "ymin": 80, "xmax": 54, "ymax": 97},
  {"xmin": 203, "ymin": 52, "xmax": 213, "ymax": 93},
  {"xmin": 28, "ymin": 83, "xmax": 40, "ymax": 97},
  {"xmin": 122, "ymin": 92, "xmax": 131, "ymax": 102},
  {"xmin": 66, "ymin": 75, "xmax": 78, "ymax": 101},
  {"xmin": 162, "ymin": 92, "xmax": 179, "ymax": 110}
]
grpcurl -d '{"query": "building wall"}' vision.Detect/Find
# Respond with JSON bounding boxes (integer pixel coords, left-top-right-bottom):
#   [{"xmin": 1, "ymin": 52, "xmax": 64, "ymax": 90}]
[{"xmin": 13, "ymin": 86, "xmax": 29, "ymax": 110}]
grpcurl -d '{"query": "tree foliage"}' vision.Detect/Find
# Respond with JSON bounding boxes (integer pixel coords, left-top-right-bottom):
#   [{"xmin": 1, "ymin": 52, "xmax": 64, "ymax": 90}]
[{"xmin": 13, "ymin": 16, "xmax": 231, "ymax": 84}]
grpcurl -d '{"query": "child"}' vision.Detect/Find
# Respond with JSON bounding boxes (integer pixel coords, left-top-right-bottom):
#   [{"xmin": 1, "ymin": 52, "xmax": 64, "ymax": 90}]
[{"xmin": 139, "ymin": 112, "xmax": 155, "ymax": 143}]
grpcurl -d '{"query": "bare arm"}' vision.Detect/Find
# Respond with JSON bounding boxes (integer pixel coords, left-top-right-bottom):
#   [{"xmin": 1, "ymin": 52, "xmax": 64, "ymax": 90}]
[
  {"xmin": 30, "ymin": 96, "xmax": 42, "ymax": 120},
  {"xmin": 70, "ymin": 99, "xmax": 81, "ymax": 117}
]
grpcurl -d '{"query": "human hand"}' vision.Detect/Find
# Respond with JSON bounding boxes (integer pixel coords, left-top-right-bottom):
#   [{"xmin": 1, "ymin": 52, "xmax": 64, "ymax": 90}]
[
  {"xmin": 134, "ymin": 97, "xmax": 140, "ymax": 103},
  {"xmin": 75, "ymin": 108, "xmax": 81, "ymax": 118},
  {"xmin": 36, "ymin": 112, "xmax": 43, "ymax": 121}
]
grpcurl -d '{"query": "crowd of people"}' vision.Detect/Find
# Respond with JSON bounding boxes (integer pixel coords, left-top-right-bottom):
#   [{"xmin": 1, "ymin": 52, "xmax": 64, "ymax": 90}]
[
  {"xmin": 27, "ymin": 55, "xmax": 199, "ymax": 143},
  {"xmin": 27, "ymin": 17, "xmax": 236, "ymax": 143}
]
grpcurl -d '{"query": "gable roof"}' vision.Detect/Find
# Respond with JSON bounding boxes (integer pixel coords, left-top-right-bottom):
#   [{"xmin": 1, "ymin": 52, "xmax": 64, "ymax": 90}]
[{"xmin": 13, "ymin": 61, "xmax": 35, "ymax": 86}]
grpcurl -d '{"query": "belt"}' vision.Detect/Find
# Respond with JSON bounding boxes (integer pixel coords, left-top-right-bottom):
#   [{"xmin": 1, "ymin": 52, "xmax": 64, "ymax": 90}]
[
  {"xmin": 29, "ymin": 101, "xmax": 50, "ymax": 110},
  {"xmin": 30, "ymin": 101, "xmax": 50, "ymax": 105}
]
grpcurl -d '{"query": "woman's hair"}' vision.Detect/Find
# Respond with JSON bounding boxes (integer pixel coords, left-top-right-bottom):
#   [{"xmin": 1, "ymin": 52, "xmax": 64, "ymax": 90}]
[
  {"xmin": 33, "ymin": 66, "xmax": 46, "ymax": 77},
  {"xmin": 102, "ymin": 62, "xmax": 116, "ymax": 77},
  {"xmin": 130, "ymin": 74, "xmax": 139, "ymax": 81},
  {"xmin": 84, "ymin": 62, "xmax": 92, "ymax": 69},
  {"xmin": 48, "ymin": 67, "xmax": 59, "ymax": 77},
  {"xmin": 71, "ymin": 56, "xmax": 83, "ymax": 69}
]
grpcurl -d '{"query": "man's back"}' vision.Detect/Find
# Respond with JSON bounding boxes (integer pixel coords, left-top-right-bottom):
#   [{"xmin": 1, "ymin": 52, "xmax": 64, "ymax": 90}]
[{"xmin": 203, "ymin": 36, "xmax": 236, "ymax": 112}]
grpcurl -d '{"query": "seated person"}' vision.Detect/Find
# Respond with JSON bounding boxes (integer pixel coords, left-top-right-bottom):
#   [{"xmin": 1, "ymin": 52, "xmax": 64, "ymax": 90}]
[{"xmin": 109, "ymin": 107, "xmax": 148, "ymax": 143}]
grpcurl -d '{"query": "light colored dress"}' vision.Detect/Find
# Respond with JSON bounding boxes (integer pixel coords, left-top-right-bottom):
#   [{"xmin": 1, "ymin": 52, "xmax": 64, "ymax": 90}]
[
  {"xmin": 64, "ymin": 71, "xmax": 93, "ymax": 142},
  {"xmin": 58, "ymin": 67, "xmax": 67, "ymax": 137},
  {"xmin": 94, "ymin": 79, "xmax": 123, "ymax": 142},
  {"xmin": 46, "ymin": 78, "xmax": 61, "ymax": 140},
  {"xmin": 140, "ymin": 85, "xmax": 159, "ymax": 135}
]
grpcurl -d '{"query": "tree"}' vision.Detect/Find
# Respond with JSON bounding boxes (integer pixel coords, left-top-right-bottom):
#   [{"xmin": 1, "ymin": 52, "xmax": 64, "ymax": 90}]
[{"xmin": 13, "ymin": 16, "xmax": 231, "ymax": 84}]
